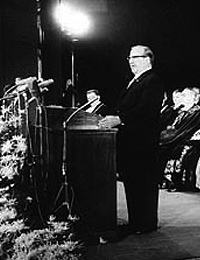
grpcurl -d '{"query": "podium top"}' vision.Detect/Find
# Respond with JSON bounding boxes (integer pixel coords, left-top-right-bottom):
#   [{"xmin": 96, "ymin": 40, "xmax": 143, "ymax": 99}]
[{"xmin": 45, "ymin": 106, "xmax": 109, "ymax": 130}]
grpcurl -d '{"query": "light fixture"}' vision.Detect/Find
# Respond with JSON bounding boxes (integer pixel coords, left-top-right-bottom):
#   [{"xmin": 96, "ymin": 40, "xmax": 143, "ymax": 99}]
[
  {"xmin": 54, "ymin": 2, "xmax": 91, "ymax": 38},
  {"xmin": 54, "ymin": 2, "xmax": 92, "ymax": 107}
]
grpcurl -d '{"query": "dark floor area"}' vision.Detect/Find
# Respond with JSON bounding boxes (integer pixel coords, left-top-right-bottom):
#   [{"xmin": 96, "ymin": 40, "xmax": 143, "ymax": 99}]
[{"xmin": 86, "ymin": 182, "xmax": 200, "ymax": 260}]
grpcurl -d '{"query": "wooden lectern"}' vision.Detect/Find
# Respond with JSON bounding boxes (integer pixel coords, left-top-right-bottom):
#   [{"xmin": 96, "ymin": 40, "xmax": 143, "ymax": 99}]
[{"xmin": 45, "ymin": 106, "xmax": 117, "ymax": 233}]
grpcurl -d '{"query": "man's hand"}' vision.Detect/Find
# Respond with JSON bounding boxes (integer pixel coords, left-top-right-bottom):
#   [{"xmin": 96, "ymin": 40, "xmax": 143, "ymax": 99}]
[{"xmin": 98, "ymin": 115, "xmax": 121, "ymax": 129}]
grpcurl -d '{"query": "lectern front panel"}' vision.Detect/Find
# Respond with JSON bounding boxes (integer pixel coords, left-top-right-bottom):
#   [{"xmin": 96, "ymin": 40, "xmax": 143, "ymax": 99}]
[{"xmin": 67, "ymin": 129, "xmax": 117, "ymax": 232}]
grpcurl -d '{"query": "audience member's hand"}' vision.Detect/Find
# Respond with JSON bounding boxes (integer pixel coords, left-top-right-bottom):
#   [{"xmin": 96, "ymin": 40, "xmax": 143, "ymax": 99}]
[{"xmin": 99, "ymin": 115, "xmax": 121, "ymax": 128}]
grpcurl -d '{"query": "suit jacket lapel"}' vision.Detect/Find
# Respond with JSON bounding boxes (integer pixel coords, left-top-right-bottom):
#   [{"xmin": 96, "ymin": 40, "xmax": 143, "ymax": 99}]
[{"xmin": 133, "ymin": 69, "xmax": 153, "ymax": 84}]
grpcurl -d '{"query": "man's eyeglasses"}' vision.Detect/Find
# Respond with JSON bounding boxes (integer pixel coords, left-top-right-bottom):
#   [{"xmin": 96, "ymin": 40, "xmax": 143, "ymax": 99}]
[{"xmin": 127, "ymin": 55, "xmax": 147, "ymax": 61}]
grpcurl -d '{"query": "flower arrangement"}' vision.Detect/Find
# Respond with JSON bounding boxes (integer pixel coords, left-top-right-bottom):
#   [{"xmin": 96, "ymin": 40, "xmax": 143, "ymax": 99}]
[{"xmin": 0, "ymin": 98, "xmax": 84, "ymax": 260}]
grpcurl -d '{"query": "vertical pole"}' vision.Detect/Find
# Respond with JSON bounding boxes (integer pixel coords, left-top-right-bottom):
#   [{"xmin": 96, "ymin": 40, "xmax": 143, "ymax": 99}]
[
  {"xmin": 36, "ymin": 0, "xmax": 43, "ymax": 80},
  {"xmin": 71, "ymin": 39, "xmax": 78, "ymax": 108},
  {"xmin": 71, "ymin": 49, "xmax": 75, "ymax": 108}
]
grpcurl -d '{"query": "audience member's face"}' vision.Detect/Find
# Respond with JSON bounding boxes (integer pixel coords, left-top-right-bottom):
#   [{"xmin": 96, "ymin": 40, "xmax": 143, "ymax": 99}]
[
  {"xmin": 128, "ymin": 46, "xmax": 150, "ymax": 75},
  {"xmin": 181, "ymin": 89, "xmax": 196, "ymax": 110},
  {"xmin": 172, "ymin": 91, "xmax": 183, "ymax": 108}
]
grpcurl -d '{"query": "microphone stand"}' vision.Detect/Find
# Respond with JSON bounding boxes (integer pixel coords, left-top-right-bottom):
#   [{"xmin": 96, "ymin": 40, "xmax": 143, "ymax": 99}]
[
  {"xmin": 52, "ymin": 98, "xmax": 99, "ymax": 219},
  {"xmin": 52, "ymin": 120, "xmax": 71, "ymax": 219},
  {"xmin": 65, "ymin": 97, "xmax": 99, "ymax": 124}
]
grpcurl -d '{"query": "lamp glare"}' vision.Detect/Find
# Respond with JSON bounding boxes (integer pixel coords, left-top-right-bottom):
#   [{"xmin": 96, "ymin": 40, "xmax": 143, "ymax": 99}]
[{"xmin": 54, "ymin": 3, "xmax": 91, "ymax": 37}]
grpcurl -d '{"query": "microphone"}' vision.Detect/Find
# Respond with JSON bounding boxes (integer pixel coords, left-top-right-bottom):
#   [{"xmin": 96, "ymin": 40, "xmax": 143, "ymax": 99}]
[
  {"xmin": 65, "ymin": 97, "xmax": 98, "ymax": 125},
  {"xmin": 16, "ymin": 77, "xmax": 37, "ymax": 85},
  {"xmin": 63, "ymin": 79, "xmax": 73, "ymax": 97},
  {"xmin": 38, "ymin": 79, "xmax": 54, "ymax": 88},
  {"xmin": 15, "ymin": 84, "xmax": 29, "ymax": 92},
  {"xmin": 66, "ymin": 79, "xmax": 73, "ymax": 91},
  {"xmin": 3, "ymin": 77, "xmax": 54, "ymax": 97},
  {"xmin": 3, "ymin": 77, "xmax": 37, "ymax": 96}
]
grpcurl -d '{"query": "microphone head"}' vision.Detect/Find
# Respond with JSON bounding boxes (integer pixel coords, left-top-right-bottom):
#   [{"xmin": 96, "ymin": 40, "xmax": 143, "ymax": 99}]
[
  {"xmin": 38, "ymin": 79, "xmax": 54, "ymax": 88},
  {"xmin": 67, "ymin": 79, "xmax": 72, "ymax": 86}
]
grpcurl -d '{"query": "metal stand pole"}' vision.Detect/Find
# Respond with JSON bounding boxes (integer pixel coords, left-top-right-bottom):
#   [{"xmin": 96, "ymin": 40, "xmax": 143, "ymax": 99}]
[
  {"xmin": 71, "ymin": 39, "xmax": 78, "ymax": 108},
  {"xmin": 36, "ymin": 0, "xmax": 43, "ymax": 80},
  {"xmin": 71, "ymin": 49, "xmax": 75, "ymax": 108},
  {"xmin": 52, "ymin": 121, "xmax": 71, "ymax": 217}
]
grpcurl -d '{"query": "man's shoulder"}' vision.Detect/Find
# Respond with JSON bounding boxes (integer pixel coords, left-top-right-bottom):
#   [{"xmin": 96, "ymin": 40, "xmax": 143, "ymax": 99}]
[
  {"xmin": 137, "ymin": 69, "xmax": 158, "ymax": 82},
  {"xmin": 139, "ymin": 70, "xmax": 165, "ymax": 88}
]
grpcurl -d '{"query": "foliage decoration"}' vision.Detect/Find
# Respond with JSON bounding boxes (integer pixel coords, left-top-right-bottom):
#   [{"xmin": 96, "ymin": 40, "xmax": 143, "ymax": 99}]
[{"xmin": 0, "ymin": 99, "xmax": 84, "ymax": 260}]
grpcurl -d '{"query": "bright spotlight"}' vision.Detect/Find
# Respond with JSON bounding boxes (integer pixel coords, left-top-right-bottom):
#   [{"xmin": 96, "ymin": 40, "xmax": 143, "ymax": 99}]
[{"xmin": 54, "ymin": 3, "xmax": 91, "ymax": 37}]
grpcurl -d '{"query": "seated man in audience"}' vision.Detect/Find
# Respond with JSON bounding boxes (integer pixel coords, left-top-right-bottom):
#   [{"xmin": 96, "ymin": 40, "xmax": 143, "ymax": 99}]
[
  {"xmin": 85, "ymin": 89, "xmax": 109, "ymax": 116},
  {"xmin": 159, "ymin": 86, "xmax": 200, "ymax": 191}
]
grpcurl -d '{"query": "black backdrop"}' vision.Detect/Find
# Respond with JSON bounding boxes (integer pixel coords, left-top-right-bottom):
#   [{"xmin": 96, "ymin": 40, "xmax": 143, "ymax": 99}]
[
  {"xmin": 1, "ymin": 0, "xmax": 200, "ymax": 107},
  {"xmin": 0, "ymin": 0, "xmax": 38, "ymax": 94}
]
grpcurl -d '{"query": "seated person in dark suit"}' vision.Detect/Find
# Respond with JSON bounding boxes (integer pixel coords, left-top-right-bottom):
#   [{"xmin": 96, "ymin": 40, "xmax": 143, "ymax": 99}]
[
  {"xmin": 85, "ymin": 89, "xmax": 109, "ymax": 116},
  {"xmin": 160, "ymin": 86, "xmax": 200, "ymax": 190},
  {"xmin": 160, "ymin": 89, "xmax": 184, "ymax": 131}
]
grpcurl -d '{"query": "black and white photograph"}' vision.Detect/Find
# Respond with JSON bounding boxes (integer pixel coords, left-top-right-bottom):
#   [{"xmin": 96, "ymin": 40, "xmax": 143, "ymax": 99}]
[{"xmin": 1, "ymin": 1, "xmax": 200, "ymax": 259}]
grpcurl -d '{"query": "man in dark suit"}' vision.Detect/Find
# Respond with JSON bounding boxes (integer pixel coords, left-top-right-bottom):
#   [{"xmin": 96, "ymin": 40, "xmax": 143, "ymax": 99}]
[
  {"xmin": 99, "ymin": 45, "xmax": 165, "ymax": 235},
  {"xmin": 85, "ymin": 89, "xmax": 109, "ymax": 116}
]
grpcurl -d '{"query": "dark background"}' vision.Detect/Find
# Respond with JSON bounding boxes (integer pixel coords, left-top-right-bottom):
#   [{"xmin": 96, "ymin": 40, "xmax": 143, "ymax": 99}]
[{"xmin": 1, "ymin": 0, "xmax": 200, "ymax": 107}]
